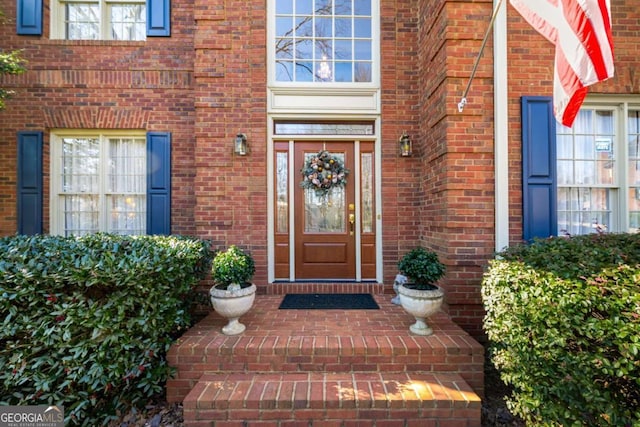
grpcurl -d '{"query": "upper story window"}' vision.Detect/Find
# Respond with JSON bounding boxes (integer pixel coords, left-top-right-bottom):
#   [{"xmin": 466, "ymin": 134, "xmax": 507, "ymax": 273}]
[
  {"xmin": 52, "ymin": 0, "xmax": 146, "ymax": 40},
  {"xmin": 274, "ymin": 0, "xmax": 374, "ymax": 83},
  {"xmin": 50, "ymin": 131, "xmax": 147, "ymax": 236}
]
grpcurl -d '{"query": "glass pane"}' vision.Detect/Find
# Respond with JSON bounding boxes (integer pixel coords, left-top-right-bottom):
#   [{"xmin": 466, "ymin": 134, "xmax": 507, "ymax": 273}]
[
  {"xmin": 276, "ymin": 152, "xmax": 289, "ymax": 233},
  {"xmin": 110, "ymin": 4, "xmax": 146, "ymax": 41},
  {"xmin": 335, "ymin": 17, "xmax": 351, "ymax": 37},
  {"xmin": 354, "ymin": 0, "xmax": 370, "ymax": 15},
  {"xmin": 315, "ymin": 39, "xmax": 333, "ymax": 59},
  {"xmin": 304, "ymin": 187, "xmax": 346, "ymax": 233},
  {"xmin": 628, "ymin": 111, "xmax": 640, "ymax": 185},
  {"xmin": 354, "ymin": 62, "xmax": 371, "ymax": 82},
  {"xmin": 276, "ymin": 0, "xmax": 293, "ymax": 14},
  {"xmin": 596, "ymin": 110, "xmax": 614, "ymax": 134},
  {"xmin": 316, "ymin": 17, "xmax": 332, "ymax": 37},
  {"xmin": 66, "ymin": 3, "xmax": 99, "ymax": 40},
  {"xmin": 296, "ymin": 61, "xmax": 313, "ymax": 81},
  {"xmin": 276, "ymin": 38, "xmax": 294, "ymax": 59},
  {"xmin": 109, "ymin": 195, "xmax": 145, "ymax": 235},
  {"xmin": 62, "ymin": 138, "xmax": 100, "ymax": 193},
  {"xmin": 354, "ymin": 40, "xmax": 371, "ymax": 60},
  {"xmin": 296, "ymin": 0, "xmax": 313, "ymax": 14},
  {"xmin": 296, "ymin": 39, "xmax": 313, "ymax": 59},
  {"xmin": 353, "ymin": 17, "xmax": 371, "ymax": 37},
  {"xmin": 335, "ymin": 40, "xmax": 352, "ymax": 60},
  {"xmin": 64, "ymin": 195, "xmax": 99, "ymax": 236},
  {"xmin": 276, "ymin": 16, "xmax": 293, "ymax": 37},
  {"xmin": 108, "ymin": 138, "xmax": 146, "ymax": 193},
  {"xmin": 335, "ymin": 61, "xmax": 352, "ymax": 82},
  {"xmin": 361, "ymin": 152, "xmax": 373, "ymax": 233},
  {"xmin": 316, "ymin": 0, "xmax": 332, "ymax": 15},
  {"xmin": 335, "ymin": 0, "xmax": 351, "ymax": 15},
  {"xmin": 556, "ymin": 134, "xmax": 573, "ymax": 158},
  {"xmin": 275, "ymin": 122, "xmax": 374, "ymax": 135},
  {"xmin": 575, "ymin": 161, "xmax": 595, "ymax": 185},
  {"xmin": 629, "ymin": 188, "xmax": 640, "ymax": 233},
  {"xmin": 295, "ymin": 16, "xmax": 313, "ymax": 36},
  {"xmin": 557, "ymin": 187, "xmax": 612, "ymax": 235},
  {"xmin": 276, "ymin": 60, "xmax": 294, "ymax": 81},
  {"xmin": 303, "ymin": 152, "xmax": 346, "ymax": 233}
]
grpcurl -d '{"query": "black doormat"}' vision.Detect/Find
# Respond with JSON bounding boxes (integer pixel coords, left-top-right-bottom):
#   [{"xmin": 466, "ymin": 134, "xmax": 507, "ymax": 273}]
[{"xmin": 278, "ymin": 293, "xmax": 379, "ymax": 310}]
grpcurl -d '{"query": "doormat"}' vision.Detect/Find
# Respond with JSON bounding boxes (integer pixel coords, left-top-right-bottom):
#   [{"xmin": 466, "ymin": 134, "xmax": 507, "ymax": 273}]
[{"xmin": 278, "ymin": 293, "xmax": 380, "ymax": 310}]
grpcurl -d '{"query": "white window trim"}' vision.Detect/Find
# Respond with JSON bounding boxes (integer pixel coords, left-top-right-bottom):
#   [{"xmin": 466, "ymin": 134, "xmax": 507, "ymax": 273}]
[
  {"xmin": 49, "ymin": 130, "xmax": 146, "ymax": 236},
  {"xmin": 559, "ymin": 98, "xmax": 640, "ymax": 234},
  {"xmin": 50, "ymin": 0, "xmax": 146, "ymax": 40},
  {"xmin": 266, "ymin": 0, "xmax": 381, "ymax": 114}
]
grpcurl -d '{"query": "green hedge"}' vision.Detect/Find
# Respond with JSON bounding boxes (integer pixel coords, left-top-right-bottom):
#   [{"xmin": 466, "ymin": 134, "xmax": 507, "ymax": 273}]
[
  {"xmin": 482, "ymin": 233, "xmax": 640, "ymax": 426},
  {"xmin": 0, "ymin": 233, "xmax": 213, "ymax": 426}
]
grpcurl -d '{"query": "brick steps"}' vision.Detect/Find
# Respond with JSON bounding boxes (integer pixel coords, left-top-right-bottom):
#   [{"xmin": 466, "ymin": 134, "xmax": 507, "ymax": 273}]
[
  {"xmin": 167, "ymin": 294, "xmax": 484, "ymax": 426},
  {"xmin": 183, "ymin": 372, "xmax": 481, "ymax": 426}
]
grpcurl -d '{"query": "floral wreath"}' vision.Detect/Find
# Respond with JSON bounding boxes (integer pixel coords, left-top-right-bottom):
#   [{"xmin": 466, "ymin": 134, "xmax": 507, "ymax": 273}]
[{"xmin": 300, "ymin": 150, "xmax": 349, "ymax": 196}]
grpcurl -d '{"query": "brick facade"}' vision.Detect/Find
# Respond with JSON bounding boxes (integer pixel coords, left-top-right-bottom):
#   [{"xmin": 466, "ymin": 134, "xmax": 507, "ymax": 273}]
[{"xmin": 1, "ymin": 0, "xmax": 638, "ymax": 337}]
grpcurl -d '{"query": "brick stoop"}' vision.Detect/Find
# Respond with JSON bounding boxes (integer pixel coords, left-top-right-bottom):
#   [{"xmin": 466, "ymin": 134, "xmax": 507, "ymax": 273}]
[{"xmin": 167, "ymin": 293, "xmax": 483, "ymax": 426}]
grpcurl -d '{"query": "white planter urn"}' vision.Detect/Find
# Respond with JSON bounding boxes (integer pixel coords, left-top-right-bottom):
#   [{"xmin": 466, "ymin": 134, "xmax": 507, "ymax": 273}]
[
  {"xmin": 397, "ymin": 284, "xmax": 444, "ymax": 336},
  {"xmin": 209, "ymin": 283, "xmax": 257, "ymax": 335}
]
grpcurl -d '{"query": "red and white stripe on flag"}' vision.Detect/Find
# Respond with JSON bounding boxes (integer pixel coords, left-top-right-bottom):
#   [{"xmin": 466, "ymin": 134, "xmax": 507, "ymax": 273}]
[{"xmin": 509, "ymin": 0, "xmax": 615, "ymax": 127}]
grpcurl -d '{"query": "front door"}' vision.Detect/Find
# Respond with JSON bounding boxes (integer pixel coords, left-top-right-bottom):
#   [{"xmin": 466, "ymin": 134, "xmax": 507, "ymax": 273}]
[{"xmin": 294, "ymin": 142, "xmax": 356, "ymax": 279}]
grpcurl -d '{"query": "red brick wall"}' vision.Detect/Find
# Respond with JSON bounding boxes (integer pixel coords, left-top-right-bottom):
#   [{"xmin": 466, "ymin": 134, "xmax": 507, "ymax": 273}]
[{"xmin": 1, "ymin": 0, "xmax": 638, "ymax": 337}]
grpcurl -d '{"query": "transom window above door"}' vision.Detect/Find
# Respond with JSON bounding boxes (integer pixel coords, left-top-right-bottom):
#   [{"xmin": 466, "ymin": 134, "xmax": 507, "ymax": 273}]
[{"xmin": 274, "ymin": 0, "xmax": 374, "ymax": 83}]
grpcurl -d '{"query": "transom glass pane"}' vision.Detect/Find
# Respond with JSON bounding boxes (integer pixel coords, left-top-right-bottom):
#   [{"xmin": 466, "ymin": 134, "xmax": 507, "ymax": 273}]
[
  {"xmin": 275, "ymin": 0, "xmax": 373, "ymax": 83},
  {"xmin": 274, "ymin": 121, "xmax": 374, "ymax": 135}
]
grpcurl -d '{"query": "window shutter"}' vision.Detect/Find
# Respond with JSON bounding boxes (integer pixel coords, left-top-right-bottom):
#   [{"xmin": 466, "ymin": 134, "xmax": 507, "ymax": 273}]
[
  {"xmin": 16, "ymin": 0, "xmax": 42, "ymax": 35},
  {"xmin": 146, "ymin": 0, "xmax": 170, "ymax": 36},
  {"xmin": 522, "ymin": 96, "xmax": 557, "ymax": 241},
  {"xmin": 147, "ymin": 132, "xmax": 171, "ymax": 235},
  {"xmin": 17, "ymin": 131, "xmax": 43, "ymax": 235}
]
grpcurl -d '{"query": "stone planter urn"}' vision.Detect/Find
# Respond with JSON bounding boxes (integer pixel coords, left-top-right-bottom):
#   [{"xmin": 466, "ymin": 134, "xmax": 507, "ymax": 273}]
[
  {"xmin": 397, "ymin": 284, "xmax": 444, "ymax": 336},
  {"xmin": 209, "ymin": 283, "xmax": 256, "ymax": 335},
  {"xmin": 210, "ymin": 245, "xmax": 256, "ymax": 335}
]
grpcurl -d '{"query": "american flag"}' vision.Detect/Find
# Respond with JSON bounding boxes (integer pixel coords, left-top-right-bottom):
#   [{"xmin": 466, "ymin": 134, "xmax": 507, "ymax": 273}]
[{"xmin": 510, "ymin": 0, "xmax": 615, "ymax": 127}]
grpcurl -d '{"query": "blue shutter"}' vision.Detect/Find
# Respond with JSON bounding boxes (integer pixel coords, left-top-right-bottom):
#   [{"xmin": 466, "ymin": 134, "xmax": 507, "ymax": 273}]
[
  {"xmin": 146, "ymin": 0, "xmax": 170, "ymax": 36},
  {"xmin": 147, "ymin": 132, "xmax": 171, "ymax": 235},
  {"xmin": 522, "ymin": 96, "xmax": 557, "ymax": 241},
  {"xmin": 17, "ymin": 131, "xmax": 43, "ymax": 235},
  {"xmin": 16, "ymin": 0, "xmax": 43, "ymax": 35}
]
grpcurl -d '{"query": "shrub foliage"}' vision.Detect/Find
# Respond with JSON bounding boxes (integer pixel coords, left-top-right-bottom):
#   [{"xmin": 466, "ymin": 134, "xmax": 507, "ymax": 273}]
[
  {"xmin": 0, "ymin": 233, "xmax": 213, "ymax": 426},
  {"xmin": 483, "ymin": 233, "xmax": 640, "ymax": 426}
]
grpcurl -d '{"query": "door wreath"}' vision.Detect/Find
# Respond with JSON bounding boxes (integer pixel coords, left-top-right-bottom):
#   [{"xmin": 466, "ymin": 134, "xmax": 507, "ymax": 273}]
[{"xmin": 300, "ymin": 150, "xmax": 349, "ymax": 197}]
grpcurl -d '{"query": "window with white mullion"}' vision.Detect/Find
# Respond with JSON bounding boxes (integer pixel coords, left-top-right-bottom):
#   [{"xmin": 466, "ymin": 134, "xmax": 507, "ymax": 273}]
[
  {"xmin": 52, "ymin": 132, "xmax": 146, "ymax": 236},
  {"xmin": 557, "ymin": 107, "xmax": 618, "ymax": 235},
  {"xmin": 55, "ymin": 0, "xmax": 145, "ymax": 40}
]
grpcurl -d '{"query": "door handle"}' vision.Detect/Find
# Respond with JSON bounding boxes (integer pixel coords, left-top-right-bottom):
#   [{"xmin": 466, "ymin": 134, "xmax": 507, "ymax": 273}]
[{"xmin": 349, "ymin": 214, "xmax": 355, "ymax": 235}]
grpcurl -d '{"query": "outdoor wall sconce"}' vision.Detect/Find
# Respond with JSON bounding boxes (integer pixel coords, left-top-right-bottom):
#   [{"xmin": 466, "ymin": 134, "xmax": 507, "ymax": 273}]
[
  {"xmin": 234, "ymin": 133, "xmax": 248, "ymax": 156},
  {"xmin": 399, "ymin": 132, "xmax": 412, "ymax": 157}
]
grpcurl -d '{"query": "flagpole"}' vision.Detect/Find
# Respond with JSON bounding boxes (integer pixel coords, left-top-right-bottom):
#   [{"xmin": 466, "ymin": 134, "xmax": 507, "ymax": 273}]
[{"xmin": 458, "ymin": 0, "xmax": 505, "ymax": 113}]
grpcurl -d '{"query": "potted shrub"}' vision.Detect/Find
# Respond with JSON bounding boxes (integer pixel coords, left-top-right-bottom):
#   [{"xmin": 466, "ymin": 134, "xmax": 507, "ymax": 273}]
[
  {"xmin": 209, "ymin": 245, "xmax": 257, "ymax": 335},
  {"xmin": 396, "ymin": 247, "xmax": 446, "ymax": 335}
]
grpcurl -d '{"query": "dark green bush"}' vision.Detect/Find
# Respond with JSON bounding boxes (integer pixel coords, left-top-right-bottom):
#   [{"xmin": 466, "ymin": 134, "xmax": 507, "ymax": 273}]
[
  {"xmin": 0, "ymin": 233, "xmax": 213, "ymax": 426},
  {"xmin": 483, "ymin": 233, "xmax": 640, "ymax": 426}
]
